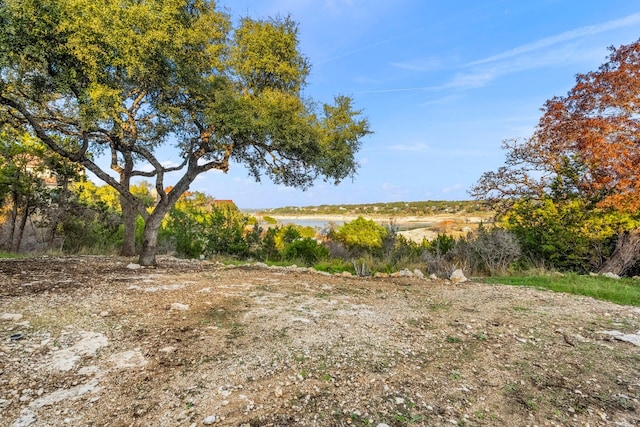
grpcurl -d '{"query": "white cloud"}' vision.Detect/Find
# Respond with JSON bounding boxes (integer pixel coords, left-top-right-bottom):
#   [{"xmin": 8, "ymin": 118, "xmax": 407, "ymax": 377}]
[
  {"xmin": 381, "ymin": 182, "xmax": 409, "ymax": 199},
  {"xmin": 446, "ymin": 70, "xmax": 496, "ymax": 90},
  {"xmin": 417, "ymin": 94, "xmax": 462, "ymax": 107},
  {"xmin": 442, "ymin": 12, "xmax": 640, "ymax": 91},
  {"xmin": 323, "ymin": 0, "xmax": 356, "ymax": 15},
  {"xmin": 353, "ymin": 76, "xmax": 385, "ymax": 85},
  {"xmin": 162, "ymin": 160, "xmax": 181, "ymax": 168},
  {"xmin": 365, "ymin": 12, "xmax": 640, "ymax": 95},
  {"xmin": 355, "ymin": 86, "xmax": 437, "ymax": 94},
  {"xmin": 439, "ymin": 148, "xmax": 493, "ymax": 158},
  {"xmin": 389, "ymin": 142, "xmax": 429, "ymax": 152},
  {"xmin": 467, "ymin": 12, "xmax": 640, "ymax": 67},
  {"xmin": 441, "ymin": 183, "xmax": 465, "ymax": 194},
  {"xmin": 382, "ymin": 182, "xmax": 398, "ymax": 190},
  {"xmin": 276, "ymin": 185, "xmax": 296, "ymax": 193},
  {"xmin": 318, "ymin": 34, "xmax": 403, "ymax": 65},
  {"xmin": 444, "ymin": 41, "xmax": 600, "ymax": 91},
  {"xmin": 233, "ymin": 176, "xmax": 255, "ymax": 185},
  {"xmin": 390, "ymin": 57, "xmax": 444, "ymax": 72}
]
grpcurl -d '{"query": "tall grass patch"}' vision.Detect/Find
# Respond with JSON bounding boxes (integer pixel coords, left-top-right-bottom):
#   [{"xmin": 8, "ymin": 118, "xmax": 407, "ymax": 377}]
[
  {"xmin": 0, "ymin": 252, "xmax": 24, "ymax": 258},
  {"xmin": 482, "ymin": 274, "xmax": 640, "ymax": 306}
]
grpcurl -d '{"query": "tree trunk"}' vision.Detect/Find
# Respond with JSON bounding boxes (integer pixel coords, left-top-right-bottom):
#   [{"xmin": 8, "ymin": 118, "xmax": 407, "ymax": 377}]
[
  {"xmin": 47, "ymin": 179, "xmax": 69, "ymax": 247},
  {"xmin": 598, "ymin": 229, "xmax": 640, "ymax": 276},
  {"xmin": 7, "ymin": 191, "xmax": 18, "ymax": 249},
  {"xmin": 138, "ymin": 212, "xmax": 164, "ymax": 266},
  {"xmin": 13, "ymin": 200, "xmax": 29, "ymax": 253},
  {"xmin": 120, "ymin": 196, "xmax": 137, "ymax": 257}
]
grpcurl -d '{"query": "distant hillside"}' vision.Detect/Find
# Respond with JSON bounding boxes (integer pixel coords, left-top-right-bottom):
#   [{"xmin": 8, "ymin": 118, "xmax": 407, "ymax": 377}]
[{"xmin": 260, "ymin": 200, "xmax": 490, "ymax": 217}]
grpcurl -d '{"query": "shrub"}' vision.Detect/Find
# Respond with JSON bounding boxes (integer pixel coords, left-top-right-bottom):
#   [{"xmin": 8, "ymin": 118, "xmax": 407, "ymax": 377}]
[
  {"xmin": 203, "ymin": 207, "xmax": 251, "ymax": 257},
  {"xmin": 421, "ymin": 228, "xmax": 521, "ymax": 277},
  {"xmin": 282, "ymin": 238, "xmax": 329, "ymax": 265},
  {"xmin": 262, "ymin": 215, "xmax": 278, "ymax": 224},
  {"xmin": 160, "ymin": 192, "xmax": 256, "ymax": 258},
  {"xmin": 324, "ymin": 239, "xmax": 348, "ymax": 259},
  {"xmin": 422, "ymin": 248, "xmax": 456, "ymax": 278},
  {"xmin": 331, "ymin": 216, "xmax": 387, "ymax": 256},
  {"xmin": 258, "ymin": 227, "xmax": 280, "ymax": 261},
  {"xmin": 424, "ymin": 233, "xmax": 456, "ymax": 256},
  {"xmin": 160, "ymin": 206, "xmax": 206, "ymax": 257},
  {"xmin": 59, "ymin": 200, "xmax": 123, "ymax": 253},
  {"xmin": 469, "ymin": 226, "xmax": 521, "ymax": 275},
  {"xmin": 502, "ymin": 198, "xmax": 631, "ymax": 273},
  {"xmin": 313, "ymin": 258, "xmax": 351, "ymax": 273}
]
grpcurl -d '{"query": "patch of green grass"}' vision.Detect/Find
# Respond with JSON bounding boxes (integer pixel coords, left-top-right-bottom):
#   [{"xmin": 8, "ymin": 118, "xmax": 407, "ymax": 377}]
[
  {"xmin": 204, "ymin": 308, "xmax": 235, "ymax": 327},
  {"xmin": 449, "ymin": 370, "xmax": 461, "ymax": 380},
  {"xmin": 313, "ymin": 259, "xmax": 352, "ymax": 274},
  {"xmin": 226, "ymin": 322, "xmax": 245, "ymax": 340},
  {"xmin": 293, "ymin": 353, "xmax": 308, "ymax": 362},
  {"xmin": 321, "ymin": 373, "xmax": 333, "ymax": 381},
  {"xmin": 482, "ymin": 273, "xmax": 640, "ymax": 306},
  {"xmin": 213, "ymin": 258, "xmax": 246, "ymax": 266},
  {"xmin": 390, "ymin": 413, "xmax": 424, "ymax": 424},
  {"xmin": 428, "ymin": 301, "xmax": 451, "ymax": 312},
  {"xmin": 0, "ymin": 252, "xmax": 25, "ymax": 259},
  {"xmin": 271, "ymin": 327, "xmax": 289, "ymax": 340},
  {"xmin": 370, "ymin": 359, "xmax": 389, "ymax": 373}
]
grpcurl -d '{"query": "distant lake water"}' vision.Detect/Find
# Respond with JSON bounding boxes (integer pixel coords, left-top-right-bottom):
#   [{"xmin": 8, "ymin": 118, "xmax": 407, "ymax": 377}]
[
  {"xmin": 273, "ymin": 218, "xmax": 343, "ymax": 229},
  {"xmin": 268, "ymin": 217, "xmax": 433, "ymax": 231}
]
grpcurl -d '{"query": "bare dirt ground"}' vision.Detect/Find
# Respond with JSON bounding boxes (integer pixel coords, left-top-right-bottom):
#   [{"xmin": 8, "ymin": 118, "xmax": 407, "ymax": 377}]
[{"xmin": 1, "ymin": 256, "xmax": 639, "ymax": 427}]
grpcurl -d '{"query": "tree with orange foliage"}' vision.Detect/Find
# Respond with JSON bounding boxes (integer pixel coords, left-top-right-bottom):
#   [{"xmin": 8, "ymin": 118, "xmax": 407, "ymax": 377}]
[
  {"xmin": 535, "ymin": 40, "xmax": 640, "ymax": 211},
  {"xmin": 473, "ymin": 39, "xmax": 640, "ymax": 275}
]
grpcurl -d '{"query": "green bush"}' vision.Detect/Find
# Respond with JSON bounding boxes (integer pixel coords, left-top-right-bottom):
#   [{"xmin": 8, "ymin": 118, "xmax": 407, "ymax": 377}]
[
  {"xmin": 424, "ymin": 233, "xmax": 456, "ymax": 256},
  {"xmin": 331, "ymin": 216, "xmax": 387, "ymax": 256},
  {"xmin": 203, "ymin": 207, "xmax": 252, "ymax": 257},
  {"xmin": 160, "ymin": 206, "xmax": 206, "ymax": 258},
  {"xmin": 160, "ymin": 192, "xmax": 257, "ymax": 258},
  {"xmin": 59, "ymin": 200, "xmax": 123, "ymax": 253},
  {"xmin": 262, "ymin": 215, "xmax": 278, "ymax": 224},
  {"xmin": 256, "ymin": 224, "xmax": 320, "ymax": 262},
  {"xmin": 312, "ymin": 258, "xmax": 351, "ymax": 273},
  {"xmin": 502, "ymin": 197, "xmax": 634, "ymax": 273},
  {"xmin": 258, "ymin": 227, "xmax": 280, "ymax": 261},
  {"xmin": 451, "ymin": 226, "xmax": 521, "ymax": 276},
  {"xmin": 282, "ymin": 238, "xmax": 329, "ymax": 265},
  {"xmin": 420, "ymin": 227, "xmax": 521, "ymax": 277}
]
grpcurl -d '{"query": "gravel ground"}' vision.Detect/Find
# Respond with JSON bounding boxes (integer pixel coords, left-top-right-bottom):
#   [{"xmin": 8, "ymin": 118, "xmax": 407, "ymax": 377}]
[{"xmin": 0, "ymin": 256, "xmax": 639, "ymax": 427}]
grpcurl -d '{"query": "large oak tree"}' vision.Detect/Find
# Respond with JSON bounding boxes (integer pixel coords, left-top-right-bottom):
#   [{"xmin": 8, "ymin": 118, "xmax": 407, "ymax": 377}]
[
  {"xmin": 473, "ymin": 39, "xmax": 640, "ymax": 275},
  {"xmin": 0, "ymin": 0, "xmax": 370, "ymax": 265}
]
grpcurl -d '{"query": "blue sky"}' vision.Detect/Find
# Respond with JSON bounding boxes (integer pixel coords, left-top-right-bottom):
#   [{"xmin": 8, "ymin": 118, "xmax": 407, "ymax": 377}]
[{"xmin": 190, "ymin": 0, "xmax": 640, "ymax": 208}]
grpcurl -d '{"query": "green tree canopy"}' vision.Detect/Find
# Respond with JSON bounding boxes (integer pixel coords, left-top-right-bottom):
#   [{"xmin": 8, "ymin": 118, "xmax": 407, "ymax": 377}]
[
  {"xmin": 0, "ymin": 0, "xmax": 371, "ymax": 265},
  {"xmin": 332, "ymin": 216, "xmax": 387, "ymax": 255}
]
